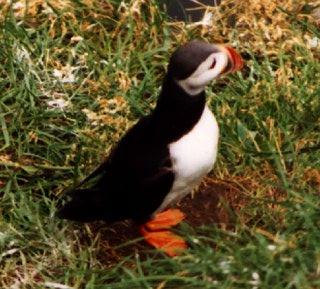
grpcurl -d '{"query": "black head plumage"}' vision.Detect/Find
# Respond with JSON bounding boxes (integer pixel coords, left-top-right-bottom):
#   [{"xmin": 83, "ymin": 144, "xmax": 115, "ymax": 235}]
[{"xmin": 167, "ymin": 40, "xmax": 219, "ymax": 80}]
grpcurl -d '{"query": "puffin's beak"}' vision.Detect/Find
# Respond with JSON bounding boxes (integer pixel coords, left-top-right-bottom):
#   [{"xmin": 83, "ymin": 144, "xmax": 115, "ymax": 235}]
[
  {"xmin": 226, "ymin": 47, "xmax": 244, "ymax": 72},
  {"xmin": 220, "ymin": 46, "xmax": 244, "ymax": 74}
]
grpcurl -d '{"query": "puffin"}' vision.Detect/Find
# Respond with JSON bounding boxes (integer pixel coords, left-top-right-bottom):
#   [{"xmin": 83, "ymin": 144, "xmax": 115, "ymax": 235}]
[{"xmin": 58, "ymin": 40, "xmax": 243, "ymax": 256}]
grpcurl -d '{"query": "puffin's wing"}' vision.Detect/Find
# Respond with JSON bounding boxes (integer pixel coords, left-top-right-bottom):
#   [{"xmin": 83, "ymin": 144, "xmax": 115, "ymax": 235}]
[
  {"xmin": 57, "ymin": 157, "xmax": 174, "ymax": 222},
  {"xmin": 58, "ymin": 116, "xmax": 174, "ymax": 222},
  {"xmin": 108, "ymin": 156, "xmax": 175, "ymax": 222},
  {"xmin": 92, "ymin": 128, "xmax": 175, "ymax": 222}
]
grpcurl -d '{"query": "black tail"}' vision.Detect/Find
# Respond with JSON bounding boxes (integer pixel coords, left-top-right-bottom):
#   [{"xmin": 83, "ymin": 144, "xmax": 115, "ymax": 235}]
[{"xmin": 57, "ymin": 189, "xmax": 103, "ymax": 222}]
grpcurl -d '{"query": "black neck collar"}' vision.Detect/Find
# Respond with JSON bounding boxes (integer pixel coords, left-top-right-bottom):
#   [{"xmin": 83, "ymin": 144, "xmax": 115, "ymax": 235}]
[{"xmin": 152, "ymin": 74, "xmax": 206, "ymax": 143}]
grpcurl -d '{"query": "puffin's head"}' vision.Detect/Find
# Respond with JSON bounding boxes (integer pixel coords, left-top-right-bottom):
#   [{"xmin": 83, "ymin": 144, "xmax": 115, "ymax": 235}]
[{"xmin": 168, "ymin": 40, "xmax": 244, "ymax": 95}]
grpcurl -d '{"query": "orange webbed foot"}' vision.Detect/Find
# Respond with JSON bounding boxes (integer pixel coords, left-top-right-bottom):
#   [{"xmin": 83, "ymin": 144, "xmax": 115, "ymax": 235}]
[
  {"xmin": 140, "ymin": 209, "xmax": 187, "ymax": 257},
  {"xmin": 144, "ymin": 208, "xmax": 186, "ymax": 230}
]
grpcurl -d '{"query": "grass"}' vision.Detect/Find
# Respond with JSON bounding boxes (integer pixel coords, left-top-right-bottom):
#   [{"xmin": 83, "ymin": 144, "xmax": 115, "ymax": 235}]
[{"xmin": 0, "ymin": 0, "xmax": 320, "ymax": 288}]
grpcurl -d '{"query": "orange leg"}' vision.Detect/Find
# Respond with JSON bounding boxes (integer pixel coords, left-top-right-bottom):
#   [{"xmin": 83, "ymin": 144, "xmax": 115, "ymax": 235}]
[{"xmin": 140, "ymin": 209, "xmax": 188, "ymax": 257}]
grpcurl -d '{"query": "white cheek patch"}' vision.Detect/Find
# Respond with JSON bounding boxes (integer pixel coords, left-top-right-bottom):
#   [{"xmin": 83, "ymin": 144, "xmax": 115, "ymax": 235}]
[
  {"xmin": 177, "ymin": 52, "xmax": 229, "ymax": 95},
  {"xmin": 192, "ymin": 54, "xmax": 216, "ymax": 77}
]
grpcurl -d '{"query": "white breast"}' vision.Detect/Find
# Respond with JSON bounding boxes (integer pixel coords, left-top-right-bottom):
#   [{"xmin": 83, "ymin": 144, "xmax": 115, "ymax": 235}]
[{"xmin": 157, "ymin": 105, "xmax": 219, "ymax": 212}]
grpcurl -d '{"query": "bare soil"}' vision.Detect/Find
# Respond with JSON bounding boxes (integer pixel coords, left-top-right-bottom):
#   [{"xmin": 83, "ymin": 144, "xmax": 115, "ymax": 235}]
[{"xmin": 87, "ymin": 177, "xmax": 247, "ymax": 264}]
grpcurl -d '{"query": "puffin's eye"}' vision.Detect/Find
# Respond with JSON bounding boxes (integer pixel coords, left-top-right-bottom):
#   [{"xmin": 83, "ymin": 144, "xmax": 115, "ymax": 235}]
[{"xmin": 210, "ymin": 59, "xmax": 216, "ymax": 69}]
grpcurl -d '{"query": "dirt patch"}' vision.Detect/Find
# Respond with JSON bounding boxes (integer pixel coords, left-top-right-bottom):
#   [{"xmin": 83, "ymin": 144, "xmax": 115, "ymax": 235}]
[
  {"xmin": 178, "ymin": 179, "xmax": 239, "ymax": 227},
  {"xmin": 89, "ymin": 178, "xmax": 247, "ymax": 264}
]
